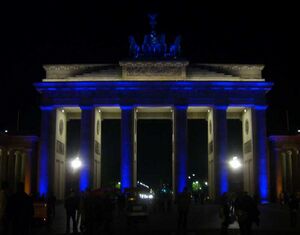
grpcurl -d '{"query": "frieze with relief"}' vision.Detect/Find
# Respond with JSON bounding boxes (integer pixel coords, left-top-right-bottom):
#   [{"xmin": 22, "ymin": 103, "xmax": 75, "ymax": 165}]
[{"xmin": 125, "ymin": 65, "xmax": 183, "ymax": 77}]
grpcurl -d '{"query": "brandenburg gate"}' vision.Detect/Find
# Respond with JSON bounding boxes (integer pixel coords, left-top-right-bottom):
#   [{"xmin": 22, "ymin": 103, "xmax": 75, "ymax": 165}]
[{"xmin": 35, "ymin": 16, "xmax": 272, "ymax": 201}]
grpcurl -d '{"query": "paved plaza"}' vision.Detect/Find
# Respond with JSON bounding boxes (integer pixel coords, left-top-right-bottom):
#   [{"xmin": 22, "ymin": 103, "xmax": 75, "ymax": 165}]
[{"xmin": 32, "ymin": 203, "xmax": 300, "ymax": 235}]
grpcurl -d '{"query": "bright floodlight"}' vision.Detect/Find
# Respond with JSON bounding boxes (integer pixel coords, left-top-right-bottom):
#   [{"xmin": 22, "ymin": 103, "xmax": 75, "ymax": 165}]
[
  {"xmin": 229, "ymin": 156, "xmax": 242, "ymax": 170},
  {"xmin": 205, "ymin": 181, "xmax": 208, "ymax": 186},
  {"xmin": 71, "ymin": 157, "xmax": 82, "ymax": 170}
]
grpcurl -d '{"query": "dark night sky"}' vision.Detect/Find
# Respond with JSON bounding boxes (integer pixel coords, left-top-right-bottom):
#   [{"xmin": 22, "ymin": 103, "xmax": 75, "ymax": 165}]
[{"xmin": 0, "ymin": 1, "xmax": 294, "ymax": 186}]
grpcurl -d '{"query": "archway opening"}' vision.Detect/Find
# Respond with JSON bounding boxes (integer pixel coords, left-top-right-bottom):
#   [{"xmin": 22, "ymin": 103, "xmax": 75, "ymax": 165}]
[
  {"xmin": 227, "ymin": 119, "xmax": 243, "ymax": 192},
  {"xmin": 187, "ymin": 119, "xmax": 208, "ymax": 201},
  {"xmin": 101, "ymin": 119, "xmax": 121, "ymax": 188},
  {"xmin": 137, "ymin": 120, "xmax": 172, "ymax": 192},
  {"xmin": 66, "ymin": 119, "xmax": 81, "ymax": 193}
]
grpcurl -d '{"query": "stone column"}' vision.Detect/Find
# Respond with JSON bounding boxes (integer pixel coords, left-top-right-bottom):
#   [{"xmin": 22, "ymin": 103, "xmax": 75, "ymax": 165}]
[
  {"xmin": 253, "ymin": 107, "xmax": 269, "ymax": 202},
  {"xmin": 294, "ymin": 149, "xmax": 300, "ymax": 192},
  {"xmin": 0, "ymin": 149, "xmax": 2, "ymax": 183},
  {"xmin": 286, "ymin": 150, "xmax": 293, "ymax": 193},
  {"xmin": 38, "ymin": 106, "xmax": 54, "ymax": 196},
  {"xmin": 93, "ymin": 109, "xmax": 102, "ymax": 189},
  {"xmin": 0, "ymin": 148, "xmax": 7, "ymax": 182},
  {"xmin": 24, "ymin": 150, "xmax": 32, "ymax": 194},
  {"xmin": 213, "ymin": 106, "xmax": 228, "ymax": 199},
  {"xmin": 242, "ymin": 108, "xmax": 255, "ymax": 195},
  {"xmin": 1, "ymin": 150, "xmax": 8, "ymax": 183},
  {"xmin": 173, "ymin": 105, "xmax": 188, "ymax": 193},
  {"xmin": 273, "ymin": 148, "xmax": 283, "ymax": 201},
  {"xmin": 21, "ymin": 152, "xmax": 26, "ymax": 183},
  {"xmin": 133, "ymin": 108, "xmax": 138, "ymax": 187},
  {"xmin": 79, "ymin": 106, "xmax": 94, "ymax": 191},
  {"xmin": 7, "ymin": 150, "xmax": 16, "ymax": 190},
  {"xmin": 120, "ymin": 106, "xmax": 135, "ymax": 191},
  {"xmin": 14, "ymin": 151, "xmax": 22, "ymax": 188},
  {"xmin": 281, "ymin": 152, "xmax": 287, "ymax": 192}
]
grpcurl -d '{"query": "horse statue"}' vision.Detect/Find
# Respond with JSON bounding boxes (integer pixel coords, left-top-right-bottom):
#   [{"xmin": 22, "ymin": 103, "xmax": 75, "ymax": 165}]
[
  {"xmin": 128, "ymin": 35, "xmax": 140, "ymax": 58},
  {"xmin": 169, "ymin": 35, "xmax": 181, "ymax": 58},
  {"xmin": 160, "ymin": 34, "xmax": 167, "ymax": 56}
]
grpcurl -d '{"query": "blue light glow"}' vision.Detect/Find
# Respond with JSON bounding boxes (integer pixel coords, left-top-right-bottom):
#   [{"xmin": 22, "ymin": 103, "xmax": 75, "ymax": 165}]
[
  {"xmin": 79, "ymin": 167, "xmax": 89, "ymax": 191},
  {"xmin": 35, "ymin": 78, "xmax": 272, "ymax": 198},
  {"xmin": 220, "ymin": 168, "xmax": 229, "ymax": 195},
  {"xmin": 175, "ymin": 106, "xmax": 188, "ymax": 193},
  {"xmin": 35, "ymin": 81, "xmax": 273, "ymax": 91},
  {"xmin": 255, "ymin": 109, "xmax": 269, "ymax": 201},
  {"xmin": 79, "ymin": 107, "xmax": 93, "ymax": 191},
  {"xmin": 39, "ymin": 108, "xmax": 53, "ymax": 196},
  {"xmin": 120, "ymin": 106, "xmax": 133, "ymax": 192}
]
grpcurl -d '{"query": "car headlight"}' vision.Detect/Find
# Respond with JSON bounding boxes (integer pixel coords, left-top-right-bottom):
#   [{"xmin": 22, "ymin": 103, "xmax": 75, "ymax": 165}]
[{"xmin": 139, "ymin": 193, "xmax": 154, "ymax": 199}]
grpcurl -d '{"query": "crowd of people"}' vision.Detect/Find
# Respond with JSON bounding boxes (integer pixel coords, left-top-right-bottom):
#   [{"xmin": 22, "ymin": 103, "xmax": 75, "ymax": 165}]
[
  {"xmin": 219, "ymin": 192, "xmax": 260, "ymax": 235},
  {"xmin": 0, "ymin": 182, "xmax": 34, "ymax": 235},
  {"xmin": 1, "ymin": 180, "xmax": 299, "ymax": 235},
  {"xmin": 0, "ymin": 181, "xmax": 58, "ymax": 235},
  {"xmin": 219, "ymin": 191, "xmax": 300, "ymax": 235}
]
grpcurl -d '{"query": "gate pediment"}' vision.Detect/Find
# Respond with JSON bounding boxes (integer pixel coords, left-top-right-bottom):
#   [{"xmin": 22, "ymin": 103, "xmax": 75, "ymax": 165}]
[{"xmin": 120, "ymin": 61, "xmax": 189, "ymax": 80}]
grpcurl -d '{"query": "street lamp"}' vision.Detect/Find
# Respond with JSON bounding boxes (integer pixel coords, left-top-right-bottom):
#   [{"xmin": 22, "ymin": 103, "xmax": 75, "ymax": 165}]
[
  {"xmin": 229, "ymin": 156, "xmax": 242, "ymax": 170},
  {"xmin": 71, "ymin": 157, "xmax": 82, "ymax": 171}
]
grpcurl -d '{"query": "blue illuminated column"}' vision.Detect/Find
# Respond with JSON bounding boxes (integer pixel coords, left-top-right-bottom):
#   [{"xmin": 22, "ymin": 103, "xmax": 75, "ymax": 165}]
[
  {"xmin": 253, "ymin": 107, "xmax": 269, "ymax": 202},
  {"xmin": 213, "ymin": 106, "xmax": 229, "ymax": 198},
  {"xmin": 79, "ymin": 106, "xmax": 93, "ymax": 191},
  {"xmin": 120, "ymin": 106, "xmax": 135, "ymax": 192},
  {"xmin": 38, "ymin": 106, "xmax": 54, "ymax": 196},
  {"xmin": 174, "ymin": 105, "xmax": 188, "ymax": 193}
]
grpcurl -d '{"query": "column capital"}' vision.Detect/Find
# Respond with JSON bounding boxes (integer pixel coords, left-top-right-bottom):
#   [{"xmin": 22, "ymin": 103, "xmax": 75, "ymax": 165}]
[
  {"xmin": 253, "ymin": 105, "xmax": 268, "ymax": 111},
  {"xmin": 40, "ymin": 106, "xmax": 54, "ymax": 111},
  {"xmin": 174, "ymin": 105, "xmax": 188, "ymax": 110},
  {"xmin": 213, "ymin": 105, "xmax": 228, "ymax": 110},
  {"xmin": 120, "ymin": 105, "xmax": 134, "ymax": 110},
  {"xmin": 80, "ymin": 106, "xmax": 94, "ymax": 111}
]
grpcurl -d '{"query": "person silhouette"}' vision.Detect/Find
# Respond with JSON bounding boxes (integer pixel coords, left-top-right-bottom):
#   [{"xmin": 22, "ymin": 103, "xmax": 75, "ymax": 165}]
[
  {"xmin": 176, "ymin": 187, "xmax": 191, "ymax": 231},
  {"xmin": 6, "ymin": 182, "xmax": 34, "ymax": 235},
  {"xmin": 65, "ymin": 189, "xmax": 78, "ymax": 234},
  {"xmin": 0, "ymin": 182, "xmax": 9, "ymax": 234},
  {"xmin": 288, "ymin": 194, "xmax": 299, "ymax": 227}
]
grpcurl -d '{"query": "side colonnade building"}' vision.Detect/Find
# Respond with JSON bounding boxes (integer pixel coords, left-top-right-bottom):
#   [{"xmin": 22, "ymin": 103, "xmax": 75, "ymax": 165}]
[
  {"xmin": 0, "ymin": 135, "xmax": 39, "ymax": 194},
  {"xmin": 35, "ymin": 61, "xmax": 272, "ymax": 202},
  {"xmin": 269, "ymin": 135, "xmax": 300, "ymax": 201}
]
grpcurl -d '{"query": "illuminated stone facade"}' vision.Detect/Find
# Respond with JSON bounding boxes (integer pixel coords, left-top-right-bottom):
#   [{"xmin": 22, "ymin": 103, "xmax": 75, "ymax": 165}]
[{"xmin": 35, "ymin": 61, "xmax": 272, "ymax": 201}]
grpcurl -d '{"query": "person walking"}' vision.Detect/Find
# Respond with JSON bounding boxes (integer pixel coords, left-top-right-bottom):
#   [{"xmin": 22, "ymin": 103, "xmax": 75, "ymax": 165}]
[
  {"xmin": 47, "ymin": 191, "xmax": 56, "ymax": 226},
  {"xmin": 176, "ymin": 187, "xmax": 191, "ymax": 231},
  {"xmin": 235, "ymin": 192, "xmax": 260, "ymax": 235},
  {"xmin": 219, "ymin": 192, "xmax": 233, "ymax": 235},
  {"xmin": 288, "ymin": 194, "xmax": 299, "ymax": 227},
  {"xmin": 65, "ymin": 189, "xmax": 78, "ymax": 234}
]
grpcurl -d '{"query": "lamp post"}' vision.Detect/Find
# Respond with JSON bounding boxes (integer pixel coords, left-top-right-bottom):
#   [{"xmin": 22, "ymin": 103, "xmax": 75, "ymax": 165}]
[
  {"xmin": 70, "ymin": 156, "xmax": 82, "ymax": 191},
  {"xmin": 71, "ymin": 157, "xmax": 82, "ymax": 172},
  {"xmin": 228, "ymin": 156, "xmax": 242, "ymax": 192},
  {"xmin": 229, "ymin": 156, "xmax": 242, "ymax": 170}
]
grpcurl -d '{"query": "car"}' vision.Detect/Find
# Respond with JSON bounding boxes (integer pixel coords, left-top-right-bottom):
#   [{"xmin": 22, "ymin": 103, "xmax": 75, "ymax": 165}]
[{"xmin": 124, "ymin": 187, "xmax": 154, "ymax": 224}]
